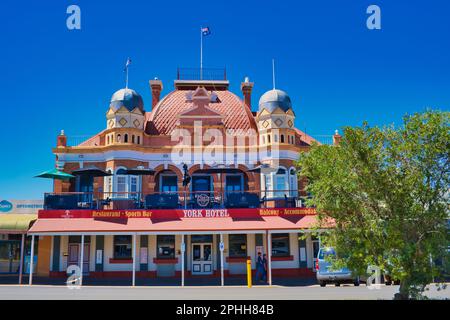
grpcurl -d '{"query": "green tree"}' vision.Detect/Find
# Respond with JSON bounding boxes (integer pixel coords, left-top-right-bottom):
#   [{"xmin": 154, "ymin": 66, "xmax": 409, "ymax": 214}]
[{"xmin": 298, "ymin": 110, "xmax": 449, "ymax": 299}]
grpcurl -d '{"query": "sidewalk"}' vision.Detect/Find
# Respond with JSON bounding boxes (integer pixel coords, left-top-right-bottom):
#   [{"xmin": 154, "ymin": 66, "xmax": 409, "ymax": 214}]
[{"xmin": 0, "ymin": 274, "xmax": 316, "ymax": 287}]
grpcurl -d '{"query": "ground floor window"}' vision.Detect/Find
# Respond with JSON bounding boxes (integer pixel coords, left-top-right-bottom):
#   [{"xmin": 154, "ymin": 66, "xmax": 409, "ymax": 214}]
[
  {"xmin": 157, "ymin": 235, "xmax": 175, "ymax": 259},
  {"xmin": 113, "ymin": 235, "xmax": 132, "ymax": 259},
  {"xmin": 271, "ymin": 233, "xmax": 290, "ymax": 257},
  {"xmin": 228, "ymin": 234, "xmax": 247, "ymax": 258}
]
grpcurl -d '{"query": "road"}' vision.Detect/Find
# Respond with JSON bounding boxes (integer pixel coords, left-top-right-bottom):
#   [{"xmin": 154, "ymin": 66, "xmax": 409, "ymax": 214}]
[{"xmin": 0, "ymin": 283, "xmax": 448, "ymax": 300}]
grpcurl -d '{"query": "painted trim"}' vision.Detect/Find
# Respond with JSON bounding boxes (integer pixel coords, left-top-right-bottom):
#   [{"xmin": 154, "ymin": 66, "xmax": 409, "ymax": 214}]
[
  {"xmin": 109, "ymin": 258, "xmax": 133, "ymax": 264},
  {"xmin": 225, "ymin": 256, "xmax": 250, "ymax": 263},
  {"xmin": 153, "ymin": 258, "xmax": 178, "ymax": 264},
  {"xmin": 271, "ymin": 255, "xmax": 294, "ymax": 261},
  {"xmin": 52, "ymin": 236, "xmax": 60, "ymax": 272}
]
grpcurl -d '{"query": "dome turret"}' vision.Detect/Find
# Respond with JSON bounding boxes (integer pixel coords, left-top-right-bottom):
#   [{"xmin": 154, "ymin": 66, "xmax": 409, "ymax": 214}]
[
  {"xmin": 110, "ymin": 88, "xmax": 144, "ymax": 112},
  {"xmin": 258, "ymin": 89, "xmax": 292, "ymax": 113}
]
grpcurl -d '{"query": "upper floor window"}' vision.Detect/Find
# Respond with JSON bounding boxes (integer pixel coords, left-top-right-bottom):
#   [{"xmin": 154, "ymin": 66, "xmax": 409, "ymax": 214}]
[
  {"xmin": 161, "ymin": 175, "xmax": 178, "ymax": 193},
  {"xmin": 281, "ymin": 134, "xmax": 285, "ymax": 143},
  {"xmin": 289, "ymin": 168, "xmax": 298, "ymax": 197}
]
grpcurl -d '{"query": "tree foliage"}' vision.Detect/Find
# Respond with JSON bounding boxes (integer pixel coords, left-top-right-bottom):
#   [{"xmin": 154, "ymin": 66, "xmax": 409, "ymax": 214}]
[{"xmin": 298, "ymin": 110, "xmax": 449, "ymax": 299}]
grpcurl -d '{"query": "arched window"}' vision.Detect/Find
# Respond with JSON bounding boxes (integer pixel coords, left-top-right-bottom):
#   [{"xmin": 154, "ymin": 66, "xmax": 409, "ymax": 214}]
[
  {"xmin": 124, "ymin": 134, "xmax": 128, "ymax": 143},
  {"xmin": 117, "ymin": 134, "xmax": 121, "ymax": 143},
  {"xmin": 268, "ymin": 134, "xmax": 271, "ymax": 144},
  {"xmin": 132, "ymin": 135, "xmax": 135, "ymax": 144},
  {"xmin": 281, "ymin": 134, "xmax": 285, "ymax": 143},
  {"xmin": 274, "ymin": 168, "xmax": 287, "ymax": 197},
  {"xmin": 137, "ymin": 136, "xmax": 141, "ymax": 145},
  {"xmin": 289, "ymin": 168, "xmax": 298, "ymax": 197},
  {"xmin": 104, "ymin": 169, "xmax": 113, "ymax": 198},
  {"xmin": 115, "ymin": 168, "xmax": 127, "ymax": 198},
  {"xmin": 114, "ymin": 168, "xmax": 140, "ymax": 199}
]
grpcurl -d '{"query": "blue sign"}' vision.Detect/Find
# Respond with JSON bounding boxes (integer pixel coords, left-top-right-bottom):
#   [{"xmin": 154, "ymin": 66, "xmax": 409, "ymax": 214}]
[{"xmin": 0, "ymin": 200, "xmax": 13, "ymax": 213}]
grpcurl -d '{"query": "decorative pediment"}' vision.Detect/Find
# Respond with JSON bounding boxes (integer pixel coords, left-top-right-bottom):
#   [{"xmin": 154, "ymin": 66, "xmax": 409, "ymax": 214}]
[{"xmin": 179, "ymin": 87, "xmax": 222, "ymax": 118}]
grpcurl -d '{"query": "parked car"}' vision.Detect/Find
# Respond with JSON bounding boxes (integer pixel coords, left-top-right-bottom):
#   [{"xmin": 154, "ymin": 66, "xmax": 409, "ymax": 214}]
[
  {"xmin": 316, "ymin": 247, "xmax": 360, "ymax": 287},
  {"xmin": 383, "ymin": 273, "xmax": 400, "ymax": 285}
]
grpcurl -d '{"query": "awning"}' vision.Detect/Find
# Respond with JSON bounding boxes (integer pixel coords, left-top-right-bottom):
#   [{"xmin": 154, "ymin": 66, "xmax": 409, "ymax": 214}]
[
  {"xmin": 28, "ymin": 215, "xmax": 321, "ymax": 235},
  {"xmin": 72, "ymin": 166, "xmax": 112, "ymax": 177},
  {"xmin": 0, "ymin": 214, "xmax": 37, "ymax": 234},
  {"xmin": 35, "ymin": 169, "xmax": 75, "ymax": 180}
]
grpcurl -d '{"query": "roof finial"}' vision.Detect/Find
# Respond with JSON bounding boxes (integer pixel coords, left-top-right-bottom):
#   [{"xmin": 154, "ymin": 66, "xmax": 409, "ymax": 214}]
[{"xmin": 272, "ymin": 58, "xmax": 276, "ymax": 90}]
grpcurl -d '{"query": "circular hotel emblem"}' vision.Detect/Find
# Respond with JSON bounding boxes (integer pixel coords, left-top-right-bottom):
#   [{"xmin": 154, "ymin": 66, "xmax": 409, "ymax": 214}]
[{"xmin": 196, "ymin": 194, "xmax": 210, "ymax": 207}]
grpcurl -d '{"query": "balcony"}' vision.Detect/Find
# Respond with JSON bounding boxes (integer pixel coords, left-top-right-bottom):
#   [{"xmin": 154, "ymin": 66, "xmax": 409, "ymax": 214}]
[
  {"xmin": 42, "ymin": 190, "xmax": 314, "ymax": 211},
  {"xmin": 177, "ymin": 67, "xmax": 226, "ymax": 81}
]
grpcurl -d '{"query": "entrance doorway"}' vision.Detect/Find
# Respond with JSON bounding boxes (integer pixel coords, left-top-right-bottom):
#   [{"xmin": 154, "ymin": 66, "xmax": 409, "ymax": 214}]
[
  {"xmin": 68, "ymin": 243, "xmax": 90, "ymax": 274},
  {"xmin": 191, "ymin": 175, "xmax": 213, "ymax": 208},
  {"xmin": 0, "ymin": 240, "xmax": 20, "ymax": 273},
  {"xmin": 191, "ymin": 243, "xmax": 213, "ymax": 275}
]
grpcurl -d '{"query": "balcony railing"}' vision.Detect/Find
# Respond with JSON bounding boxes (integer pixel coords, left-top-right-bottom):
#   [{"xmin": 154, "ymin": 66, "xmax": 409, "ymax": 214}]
[
  {"xmin": 177, "ymin": 67, "xmax": 227, "ymax": 81},
  {"xmin": 43, "ymin": 190, "xmax": 313, "ymax": 211}
]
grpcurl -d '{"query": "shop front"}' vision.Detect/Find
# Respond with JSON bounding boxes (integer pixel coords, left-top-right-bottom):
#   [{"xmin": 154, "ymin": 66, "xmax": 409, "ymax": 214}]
[
  {"xmin": 27, "ymin": 206, "xmax": 326, "ymax": 286},
  {"xmin": 0, "ymin": 199, "xmax": 42, "ymax": 283}
]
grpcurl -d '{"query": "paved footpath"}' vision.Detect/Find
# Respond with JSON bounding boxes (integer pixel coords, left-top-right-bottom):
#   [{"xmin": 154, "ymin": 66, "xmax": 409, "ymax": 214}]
[{"xmin": 0, "ymin": 283, "xmax": 448, "ymax": 300}]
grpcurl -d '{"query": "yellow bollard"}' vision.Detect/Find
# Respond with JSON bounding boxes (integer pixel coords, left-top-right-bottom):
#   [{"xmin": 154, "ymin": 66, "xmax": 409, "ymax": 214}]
[{"xmin": 247, "ymin": 259, "xmax": 252, "ymax": 288}]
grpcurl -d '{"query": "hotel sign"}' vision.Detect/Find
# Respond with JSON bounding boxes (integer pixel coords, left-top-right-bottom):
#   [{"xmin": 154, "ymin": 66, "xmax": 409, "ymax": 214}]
[{"xmin": 38, "ymin": 207, "xmax": 317, "ymax": 219}]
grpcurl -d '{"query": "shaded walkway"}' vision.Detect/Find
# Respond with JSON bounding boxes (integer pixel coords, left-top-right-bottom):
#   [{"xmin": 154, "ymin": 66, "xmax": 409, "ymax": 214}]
[{"xmin": 0, "ymin": 275, "xmax": 316, "ymax": 287}]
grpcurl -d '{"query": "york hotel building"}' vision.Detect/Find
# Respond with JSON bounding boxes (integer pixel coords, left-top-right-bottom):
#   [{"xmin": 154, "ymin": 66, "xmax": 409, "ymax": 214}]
[{"xmin": 28, "ymin": 68, "xmax": 340, "ymax": 285}]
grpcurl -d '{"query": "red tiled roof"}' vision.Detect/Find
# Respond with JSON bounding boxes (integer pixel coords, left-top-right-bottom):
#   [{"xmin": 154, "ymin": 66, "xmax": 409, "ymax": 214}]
[
  {"xmin": 77, "ymin": 130, "xmax": 106, "ymax": 147},
  {"xmin": 294, "ymin": 128, "xmax": 319, "ymax": 146},
  {"xmin": 146, "ymin": 90, "xmax": 257, "ymax": 135}
]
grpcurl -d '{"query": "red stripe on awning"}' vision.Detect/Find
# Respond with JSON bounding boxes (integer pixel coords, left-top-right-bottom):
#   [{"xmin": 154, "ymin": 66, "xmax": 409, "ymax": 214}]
[{"xmin": 28, "ymin": 215, "xmax": 324, "ymax": 234}]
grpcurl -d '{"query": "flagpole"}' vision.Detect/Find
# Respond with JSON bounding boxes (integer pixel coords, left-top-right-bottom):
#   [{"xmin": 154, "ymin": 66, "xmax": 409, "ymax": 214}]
[
  {"xmin": 126, "ymin": 66, "xmax": 129, "ymax": 89},
  {"xmin": 272, "ymin": 59, "xmax": 276, "ymax": 90},
  {"xmin": 200, "ymin": 27, "xmax": 203, "ymax": 80}
]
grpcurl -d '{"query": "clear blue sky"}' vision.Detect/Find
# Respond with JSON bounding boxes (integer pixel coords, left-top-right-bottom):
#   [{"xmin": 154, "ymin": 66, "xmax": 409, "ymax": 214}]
[{"xmin": 1, "ymin": 0, "xmax": 449, "ymax": 199}]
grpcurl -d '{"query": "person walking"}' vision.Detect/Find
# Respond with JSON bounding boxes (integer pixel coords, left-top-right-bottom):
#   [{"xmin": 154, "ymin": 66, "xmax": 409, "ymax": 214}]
[
  {"xmin": 262, "ymin": 254, "xmax": 268, "ymax": 283},
  {"xmin": 255, "ymin": 252, "xmax": 265, "ymax": 282}
]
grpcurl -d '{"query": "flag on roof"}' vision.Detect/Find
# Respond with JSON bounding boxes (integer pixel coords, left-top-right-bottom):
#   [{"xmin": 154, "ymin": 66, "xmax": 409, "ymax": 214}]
[
  {"xmin": 201, "ymin": 27, "xmax": 211, "ymax": 36},
  {"xmin": 124, "ymin": 57, "xmax": 131, "ymax": 71}
]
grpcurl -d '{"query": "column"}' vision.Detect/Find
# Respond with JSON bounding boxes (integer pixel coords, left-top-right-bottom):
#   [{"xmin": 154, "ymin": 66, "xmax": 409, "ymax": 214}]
[
  {"xmin": 132, "ymin": 234, "xmax": 136, "ymax": 286},
  {"xmin": 220, "ymin": 233, "xmax": 224, "ymax": 287},
  {"xmin": 79, "ymin": 235, "xmax": 85, "ymax": 286},
  {"xmin": 267, "ymin": 231, "xmax": 272, "ymax": 286},
  {"xmin": 29, "ymin": 235, "xmax": 35, "ymax": 285},
  {"xmin": 18, "ymin": 234, "xmax": 25, "ymax": 284},
  {"xmin": 181, "ymin": 234, "xmax": 185, "ymax": 287}
]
